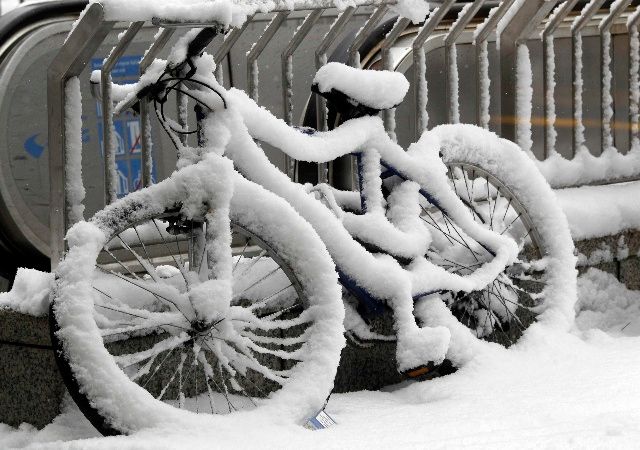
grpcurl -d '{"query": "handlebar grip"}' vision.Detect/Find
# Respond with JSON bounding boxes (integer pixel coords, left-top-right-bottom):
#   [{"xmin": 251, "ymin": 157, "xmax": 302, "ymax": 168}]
[{"xmin": 187, "ymin": 27, "xmax": 219, "ymax": 59}]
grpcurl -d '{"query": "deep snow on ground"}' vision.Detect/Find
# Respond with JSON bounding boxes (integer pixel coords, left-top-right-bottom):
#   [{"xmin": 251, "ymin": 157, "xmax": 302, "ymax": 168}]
[{"xmin": 1, "ymin": 269, "xmax": 639, "ymax": 449}]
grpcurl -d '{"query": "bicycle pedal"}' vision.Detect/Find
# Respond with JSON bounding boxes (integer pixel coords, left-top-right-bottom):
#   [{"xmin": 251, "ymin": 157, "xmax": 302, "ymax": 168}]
[{"xmin": 403, "ymin": 360, "xmax": 441, "ymax": 379}]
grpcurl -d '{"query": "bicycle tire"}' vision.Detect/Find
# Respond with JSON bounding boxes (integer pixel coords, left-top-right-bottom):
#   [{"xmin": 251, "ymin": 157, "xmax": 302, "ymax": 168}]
[
  {"xmin": 420, "ymin": 124, "xmax": 576, "ymax": 349},
  {"xmin": 50, "ymin": 166, "xmax": 344, "ymax": 435}
]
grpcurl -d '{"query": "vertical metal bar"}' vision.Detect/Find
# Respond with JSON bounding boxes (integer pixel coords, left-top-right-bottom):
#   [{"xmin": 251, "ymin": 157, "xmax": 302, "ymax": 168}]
[
  {"xmin": 412, "ymin": 0, "xmax": 456, "ymax": 137},
  {"xmin": 282, "ymin": 10, "xmax": 323, "ymax": 126},
  {"xmin": 628, "ymin": 8, "xmax": 640, "ymax": 150},
  {"xmin": 214, "ymin": 16, "xmax": 253, "ymax": 84},
  {"xmin": 101, "ymin": 21, "xmax": 145, "ymax": 205},
  {"xmin": 499, "ymin": 0, "xmax": 559, "ymax": 143},
  {"xmin": 474, "ymin": 0, "xmax": 517, "ymax": 130},
  {"xmin": 571, "ymin": 0, "xmax": 607, "ymax": 155},
  {"xmin": 348, "ymin": 5, "xmax": 388, "ymax": 67},
  {"xmin": 542, "ymin": 0, "xmax": 579, "ymax": 158},
  {"xmin": 315, "ymin": 7, "xmax": 356, "ymax": 184},
  {"xmin": 599, "ymin": 0, "xmax": 633, "ymax": 152},
  {"xmin": 381, "ymin": 17, "xmax": 411, "ymax": 141},
  {"xmin": 140, "ymin": 28, "xmax": 175, "ymax": 71},
  {"xmin": 48, "ymin": 3, "xmax": 113, "ymax": 267},
  {"xmin": 140, "ymin": 100, "xmax": 153, "ymax": 187},
  {"xmin": 281, "ymin": 10, "xmax": 323, "ymax": 181},
  {"xmin": 247, "ymin": 11, "xmax": 289, "ymax": 102},
  {"xmin": 445, "ymin": 0, "xmax": 486, "ymax": 124},
  {"xmin": 138, "ymin": 28, "xmax": 174, "ymax": 189}
]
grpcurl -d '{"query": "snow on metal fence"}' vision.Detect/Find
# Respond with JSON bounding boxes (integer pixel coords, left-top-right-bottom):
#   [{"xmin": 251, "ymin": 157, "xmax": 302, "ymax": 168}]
[{"xmin": 49, "ymin": 0, "xmax": 640, "ymax": 265}]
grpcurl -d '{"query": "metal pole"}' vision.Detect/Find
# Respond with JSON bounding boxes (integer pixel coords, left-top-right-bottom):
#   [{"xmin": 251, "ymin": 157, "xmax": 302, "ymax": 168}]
[
  {"xmin": 101, "ymin": 21, "xmax": 144, "ymax": 205},
  {"xmin": 542, "ymin": 0, "xmax": 579, "ymax": 158},
  {"xmin": 599, "ymin": 0, "xmax": 633, "ymax": 152},
  {"xmin": 571, "ymin": 0, "xmax": 607, "ymax": 155},
  {"xmin": 474, "ymin": 0, "xmax": 517, "ymax": 130},
  {"xmin": 315, "ymin": 6, "xmax": 356, "ymax": 184},
  {"xmin": 381, "ymin": 17, "xmax": 411, "ymax": 141},
  {"xmin": 348, "ymin": 5, "xmax": 388, "ymax": 67},
  {"xmin": 247, "ymin": 11, "xmax": 290, "ymax": 102},
  {"xmin": 412, "ymin": 0, "xmax": 456, "ymax": 136},
  {"xmin": 48, "ymin": 2, "xmax": 114, "ymax": 267},
  {"xmin": 214, "ymin": 16, "xmax": 253, "ymax": 84},
  {"xmin": 445, "ymin": 0, "xmax": 487, "ymax": 124},
  {"xmin": 281, "ymin": 9, "xmax": 323, "ymax": 180},
  {"xmin": 628, "ymin": 7, "xmax": 640, "ymax": 150},
  {"xmin": 499, "ymin": 0, "xmax": 559, "ymax": 143}
]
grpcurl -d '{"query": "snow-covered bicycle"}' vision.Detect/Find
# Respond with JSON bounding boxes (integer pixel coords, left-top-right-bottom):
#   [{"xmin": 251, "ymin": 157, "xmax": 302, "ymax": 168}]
[{"xmin": 50, "ymin": 25, "xmax": 576, "ymax": 435}]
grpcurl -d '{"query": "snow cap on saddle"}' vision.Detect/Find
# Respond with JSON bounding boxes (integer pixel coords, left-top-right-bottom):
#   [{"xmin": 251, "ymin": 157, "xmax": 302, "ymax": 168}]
[{"xmin": 313, "ymin": 62, "xmax": 410, "ymax": 111}]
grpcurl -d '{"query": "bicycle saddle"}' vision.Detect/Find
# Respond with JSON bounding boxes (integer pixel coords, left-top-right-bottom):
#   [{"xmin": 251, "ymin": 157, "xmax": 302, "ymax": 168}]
[{"xmin": 312, "ymin": 62, "xmax": 409, "ymax": 119}]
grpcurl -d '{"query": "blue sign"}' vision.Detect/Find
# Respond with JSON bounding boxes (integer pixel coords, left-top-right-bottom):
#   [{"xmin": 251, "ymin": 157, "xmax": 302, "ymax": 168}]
[{"xmin": 92, "ymin": 55, "xmax": 156, "ymax": 198}]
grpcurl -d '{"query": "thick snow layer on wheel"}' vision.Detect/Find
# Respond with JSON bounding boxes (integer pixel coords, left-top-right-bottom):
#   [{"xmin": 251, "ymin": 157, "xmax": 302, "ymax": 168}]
[
  {"xmin": 433, "ymin": 124, "xmax": 578, "ymax": 353},
  {"xmin": 52, "ymin": 155, "xmax": 345, "ymax": 433},
  {"xmin": 313, "ymin": 63, "xmax": 409, "ymax": 111}
]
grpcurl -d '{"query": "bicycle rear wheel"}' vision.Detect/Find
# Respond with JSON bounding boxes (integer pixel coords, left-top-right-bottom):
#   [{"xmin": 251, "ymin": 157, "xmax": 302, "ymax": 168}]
[
  {"xmin": 50, "ymin": 170, "xmax": 344, "ymax": 435},
  {"xmin": 420, "ymin": 124, "xmax": 576, "ymax": 346}
]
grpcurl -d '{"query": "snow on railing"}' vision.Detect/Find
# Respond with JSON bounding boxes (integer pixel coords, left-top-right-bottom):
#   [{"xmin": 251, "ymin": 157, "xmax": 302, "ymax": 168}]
[{"xmin": 49, "ymin": 0, "xmax": 640, "ymax": 266}]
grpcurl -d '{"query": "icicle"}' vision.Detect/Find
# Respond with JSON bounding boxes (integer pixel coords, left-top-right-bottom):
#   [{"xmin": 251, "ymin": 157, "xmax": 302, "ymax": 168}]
[
  {"xmin": 478, "ymin": 40, "xmax": 490, "ymax": 129},
  {"xmin": 515, "ymin": 44, "xmax": 533, "ymax": 155}
]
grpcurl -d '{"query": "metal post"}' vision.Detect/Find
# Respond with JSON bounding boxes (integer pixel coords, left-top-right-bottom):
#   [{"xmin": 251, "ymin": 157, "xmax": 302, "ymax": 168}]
[
  {"xmin": 214, "ymin": 17, "xmax": 253, "ymax": 84},
  {"xmin": 48, "ymin": 3, "xmax": 114, "ymax": 267},
  {"xmin": 628, "ymin": 7, "xmax": 640, "ymax": 150},
  {"xmin": 571, "ymin": 0, "xmax": 607, "ymax": 155},
  {"xmin": 445, "ymin": 0, "xmax": 486, "ymax": 124},
  {"xmin": 381, "ymin": 17, "xmax": 411, "ymax": 141},
  {"xmin": 101, "ymin": 21, "xmax": 144, "ymax": 205},
  {"xmin": 314, "ymin": 7, "xmax": 356, "ymax": 184},
  {"xmin": 247, "ymin": 11, "xmax": 289, "ymax": 102},
  {"xmin": 139, "ymin": 28, "xmax": 175, "ymax": 188},
  {"xmin": 412, "ymin": 0, "xmax": 456, "ymax": 136},
  {"xmin": 348, "ymin": 5, "xmax": 388, "ymax": 67},
  {"xmin": 474, "ymin": 0, "xmax": 517, "ymax": 130},
  {"xmin": 281, "ymin": 10, "xmax": 323, "ymax": 180},
  {"xmin": 599, "ymin": 0, "xmax": 633, "ymax": 152},
  {"xmin": 499, "ymin": 0, "xmax": 559, "ymax": 143},
  {"xmin": 542, "ymin": 0, "xmax": 579, "ymax": 158}
]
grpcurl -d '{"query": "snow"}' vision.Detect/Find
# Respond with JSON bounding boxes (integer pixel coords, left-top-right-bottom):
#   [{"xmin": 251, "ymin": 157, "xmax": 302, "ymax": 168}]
[
  {"xmin": 4, "ymin": 268, "xmax": 640, "ymax": 448},
  {"xmin": 601, "ymin": 31, "xmax": 614, "ymax": 150},
  {"xmin": 576, "ymin": 268, "xmax": 640, "ymax": 335},
  {"xmin": 630, "ymin": 23, "xmax": 640, "ymax": 150},
  {"xmin": 390, "ymin": 0, "xmax": 430, "ymax": 25},
  {"xmin": 536, "ymin": 147, "xmax": 640, "ymax": 188},
  {"xmin": 416, "ymin": 47, "xmax": 429, "ymax": 131},
  {"xmin": 313, "ymin": 63, "xmax": 409, "ymax": 111},
  {"xmin": 554, "ymin": 180, "xmax": 640, "ymax": 240},
  {"xmin": 0, "ymin": 268, "xmax": 53, "ymax": 316},
  {"xmin": 515, "ymin": 44, "xmax": 533, "ymax": 155},
  {"xmin": 65, "ymin": 77, "xmax": 86, "ymax": 225},
  {"xmin": 478, "ymin": 40, "xmax": 490, "ymax": 129},
  {"xmin": 544, "ymin": 34, "xmax": 557, "ymax": 154}
]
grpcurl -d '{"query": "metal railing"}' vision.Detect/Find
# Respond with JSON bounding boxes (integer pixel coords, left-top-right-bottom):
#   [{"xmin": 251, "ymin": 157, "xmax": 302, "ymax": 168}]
[{"xmin": 49, "ymin": 0, "xmax": 640, "ymax": 266}]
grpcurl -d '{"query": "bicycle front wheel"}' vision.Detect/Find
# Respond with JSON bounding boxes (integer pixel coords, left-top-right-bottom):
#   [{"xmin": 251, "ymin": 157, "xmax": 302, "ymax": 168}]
[{"xmin": 50, "ymin": 169, "xmax": 344, "ymax": 435}]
